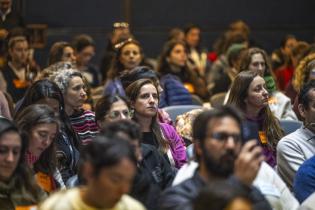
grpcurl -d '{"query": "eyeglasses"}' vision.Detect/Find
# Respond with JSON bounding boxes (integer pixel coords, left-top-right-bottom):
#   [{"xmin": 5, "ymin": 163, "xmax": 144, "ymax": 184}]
[
  {"xmin": 106, "ymin": 110, "xmax": 131, "ymax": 120},
  {"xmin": 209, "ymin": 132, "xmax": 242, "ymax": 143}
]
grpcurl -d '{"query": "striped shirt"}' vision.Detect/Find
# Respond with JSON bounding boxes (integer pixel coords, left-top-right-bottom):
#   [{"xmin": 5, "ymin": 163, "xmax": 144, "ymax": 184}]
[{"xmin": 69, "ymin": 109, "xmax": 98, "ymax": 146}]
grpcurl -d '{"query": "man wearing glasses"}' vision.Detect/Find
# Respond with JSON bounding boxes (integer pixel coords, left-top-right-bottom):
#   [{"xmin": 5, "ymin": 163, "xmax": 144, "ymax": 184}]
[{"xmin": 159, "ymin": 106, "xmax": 272, "ymax": 210}]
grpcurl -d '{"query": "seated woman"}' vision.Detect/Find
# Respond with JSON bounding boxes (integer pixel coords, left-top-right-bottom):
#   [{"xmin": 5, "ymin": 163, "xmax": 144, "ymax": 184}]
[
  {"xmin": 238, "ymin": 47, "xmax": 297, "ymax": 120},
  {"xmin": 103, "ymin": 38, "xmax": 145, "ymax": 96},
  {"xmin": 95, "ymin": 94, "xmax": 131, "ymax": 128},
  {"xmin": 15, "ymin": 104, "xmax": 65, "ymax": 193},
  {"xmin": 15, "ymin": 79, "xmax": 80, "ymax": 183},
  {"xmin": 51, "ymin": 69, "xmax": 98, "ymax": 146},
  {"xmin": 0, "ymin": 117, "xmax": 45, "ymax": 210},
  {"xmin": 126, "ymin": 78, "xmax": 187, "ymax": 168},
  {"xmin": 48, "ymin": 41, "xmax": 76, "ymax": 66},
  {"xmin": 227, "ymin": 71, "xmax": 284, "ymax": 167},
  {"xmin": 158, "ymin": 40, "xmax": 209, "ymax": 105},
  {"xmin": 119, "ymin": 66, "xmax": 172, "ymax": 124}
]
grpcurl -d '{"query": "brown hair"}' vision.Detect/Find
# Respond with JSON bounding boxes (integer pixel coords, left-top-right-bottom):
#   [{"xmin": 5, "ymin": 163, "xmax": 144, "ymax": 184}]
[
  {"xmin": 107, "ymin": 38, "xmax": 143, "ymax": 79},
  {"xmin": 125, "ymin": 79, "xmax": 169, "ymax": 152},
  {"xmin": 227, "ymin": 71, "xmax": 283, "ymax": 149},
  {"xmin": 238, "ymin": 48, "xmax": 272, "ymax": 75},
  {"xmin": 157, "ymin": 39, "xmax": 188, "ymax": 75},
  {"xmin": 48, "ymin": 41, "xmax": 73, "ymax": 65}
]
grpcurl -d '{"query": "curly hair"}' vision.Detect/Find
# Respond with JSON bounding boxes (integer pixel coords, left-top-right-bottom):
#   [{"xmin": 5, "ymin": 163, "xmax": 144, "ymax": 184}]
[
  {"xmin": 50, "ymin": 68, "xmax": 83, "ymax": 94},
  {"xmin": 292, "ymin": 53, "xmax": 315, "ymax": 92}
]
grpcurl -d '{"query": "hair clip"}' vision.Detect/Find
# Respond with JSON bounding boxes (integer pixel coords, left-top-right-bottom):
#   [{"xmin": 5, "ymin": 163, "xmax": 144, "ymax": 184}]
[
  {"xmin": 114, "ymin": 38, "xmax": 133, "ymax": 50},
  {"xmin": 113, "ymin": 22, "xmax": 129, "ymax": 29}
]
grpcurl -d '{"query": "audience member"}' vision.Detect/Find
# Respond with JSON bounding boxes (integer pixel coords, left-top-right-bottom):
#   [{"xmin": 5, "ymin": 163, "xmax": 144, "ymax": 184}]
[
  {"xmin": 277, "ymin": 80, "xmax": 315, "ymax": 189},
  {"xmin": 293, "ymin": 155, "xmax": 315, "ymax": 203},
  {"xmin": 168, "ymin": 27, "xmax": 185, "ymax": 41},
  {"xmin": 0, "ymin": 36, "xmax": 30, "ymax": 102},
  {"xmin": 0, "ymin": 117, "xmax": 45, "ymax": 210},
  {"xmin": 100, "ymin": 21, "xmax": 131, "ymax": 81},
  {"xmin": 51, "ymin": 69, "xmax": 98, "ymax": 146},
  {"xmin": 39, "ymin": 135, "xmax": 145, "ymax": 210},
  {"xmin": 14, "ymin": 79, "xmax": 80, "ymax": 183},
  {"xmin": 159, "ymin": 106, "xmax": 271, "ymax": 210},
  {"xmin": 209, "ymin": 43, "xmax": 247, "ymax": 95},
  {"xmin": 193, "ymin": 181, "xmax": 253, "ymax": 210},
  {"xmin": 95, "ymin": 94, "xmax": 130, "ymax": 128},
  {"xmin": 103, "ymin": 38, "xmax": 150, "ymax": 97},
  {"xmin": 14, "ymin": 104, "xmax": 65, "ymax": 193},
  {"xmin": 184, "ymin": 24, "xmax": 208, "ymax": 76},
  {"xmin": 119, "ymin": 66, "xmax": 172, "ymax": 124},
  {"xmin": 157, "ymin": 40, "xmax": 205, "ymax": 106},
  {"xmin": 100, "ymin": 120, "xmax": 175, "ymax": 210},
  {"xmin": 126, "ymin": 78, "xmax": 187, "ymax": 168},
  {"xmin": 72, "ymin": 34, "xmax": 100, "ymax": 87},
  {"xmin": 238, "ymin": 47, "xmax": 297, "ymax": 120},
  {"xmin": 48, "ymin": 41, "xmax": 76, "ymax": 66},
  {"xmin": 292, "ymin": 53, "xmax": 315, "ymax": 119},
  {"xmin": 227, "ymin": 71, "xmax": 284, "ymax": 167},
  {"xmin": 271, "ymin": 35, "xmax": 297, "ymax": 89}
]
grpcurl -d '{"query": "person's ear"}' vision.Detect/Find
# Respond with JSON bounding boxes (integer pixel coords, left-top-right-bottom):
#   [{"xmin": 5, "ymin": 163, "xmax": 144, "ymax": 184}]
[
  {"xmin": 194, "ymin": 141, "xmax": 203, "ymax": 157},
  {"xmin": 298, "ymin": 104, "xmax": 306, "ymax": 119}
]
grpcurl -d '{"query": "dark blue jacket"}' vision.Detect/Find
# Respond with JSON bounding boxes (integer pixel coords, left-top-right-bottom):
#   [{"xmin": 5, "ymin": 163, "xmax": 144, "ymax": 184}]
[
  {"xmin": 293, "ymin": 155, "xmax": 315, "ymax": 203},
  {"xmin": 159, "ymin": 74, "xmax": 193, "ymax": 108}
]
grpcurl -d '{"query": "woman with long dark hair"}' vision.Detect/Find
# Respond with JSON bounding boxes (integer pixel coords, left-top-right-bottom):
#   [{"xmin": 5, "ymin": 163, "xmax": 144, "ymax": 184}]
[
  {"xmin": 14, "ymin": 79, "xmax": 80, "ymax": 183},
  {"xmin": 15, "ymin": 104, "xmax": 64, "ymax": 193},
  {"xmin": 227, "ymin": 71, "xmax": 284, "ymax": 167},
  {"xmin": 126, "ymin": 78, "xmax": 187, "ymax": 168},
  {"xmin": 103, "ymin": 38, "xmax": 145, "ymax": 96},
  {"xmin": 158, "ymin": 39, "xmax": 208, "ymax": 106},
  {"xmin": 0, "ymin": 117, "xmax": 45, "ymax": 210},
  {"xmin": 238, "ymin": 47, "xmax": 297, "ymax": 120}
]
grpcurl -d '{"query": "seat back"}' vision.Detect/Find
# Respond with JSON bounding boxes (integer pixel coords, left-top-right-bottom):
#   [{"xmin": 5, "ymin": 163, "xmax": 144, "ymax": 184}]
[
  {"xmin": 163, "ymin": 105, "xmax": 203, "ymax": 122},
  {"xmin": 279, "ymin": 119, "xmax": 302, "ymax": 135}
]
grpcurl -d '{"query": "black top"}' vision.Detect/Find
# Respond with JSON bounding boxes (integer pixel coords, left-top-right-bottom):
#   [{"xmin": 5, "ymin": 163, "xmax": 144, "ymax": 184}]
[
  {"xmin": 159, "ymin": 171, "xmax": 272, "ymax": 210},
  {"xmin": 142, "ymin": 131, "xmax": 159, "ymax": 148}
]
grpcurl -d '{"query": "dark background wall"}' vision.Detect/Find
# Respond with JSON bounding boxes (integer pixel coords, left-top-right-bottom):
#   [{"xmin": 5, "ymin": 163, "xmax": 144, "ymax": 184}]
[{"xmin": 18, "ymin": 0, "xmax": 315, "ymax": 68}]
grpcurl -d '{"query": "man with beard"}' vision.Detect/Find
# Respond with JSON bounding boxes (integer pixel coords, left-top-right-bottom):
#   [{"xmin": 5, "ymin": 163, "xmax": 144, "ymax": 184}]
[{"xmin": 159, "ymin": 106, "xmax": 272, "ymax": 210}]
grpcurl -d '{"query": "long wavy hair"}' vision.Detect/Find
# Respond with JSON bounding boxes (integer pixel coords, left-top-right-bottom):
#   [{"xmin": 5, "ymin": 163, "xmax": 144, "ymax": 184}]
[
  {"xmin": 125, "ymin": 79, "xmax": 169, "ymax": 153},
  {"xmin": 157, "ymin": 39, "xmax": 189, "ymax": 76},
  {"xmin": 14, "ymin": 104, "xmax": 59, "ymax": 175},
  {"xmin": 227, "ymin": 71, "xmax": 283, "ymax": 150}
]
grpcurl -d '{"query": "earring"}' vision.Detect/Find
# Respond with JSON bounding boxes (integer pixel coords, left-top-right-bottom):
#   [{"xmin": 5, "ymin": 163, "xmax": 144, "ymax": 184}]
[{"xmin": 130, "ymin": 108, "xmax": 135, "ymax": 118}]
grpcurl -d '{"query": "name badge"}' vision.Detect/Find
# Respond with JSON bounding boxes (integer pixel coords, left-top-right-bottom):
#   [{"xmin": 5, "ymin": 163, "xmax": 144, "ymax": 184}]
[
  {"xmin": 15, "ymin": 205, "xmax": 37, "ymax": 210},
  {"xmin": 258, "ymin": 131, "xmax": 268, "ymax": 144},
  {"xmin": 35, "ymin": 172, "xmax": 53, "ymax": 192}
]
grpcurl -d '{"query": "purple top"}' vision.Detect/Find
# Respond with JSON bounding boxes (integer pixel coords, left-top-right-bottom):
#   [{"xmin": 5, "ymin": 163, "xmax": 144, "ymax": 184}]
[
  {"xmin": 245, "ymin": 116, "xmax": 277, "ymax": 168},
  {"xmin": 160, "ymin": 122, "xmax": 187, "ymax": 168}
]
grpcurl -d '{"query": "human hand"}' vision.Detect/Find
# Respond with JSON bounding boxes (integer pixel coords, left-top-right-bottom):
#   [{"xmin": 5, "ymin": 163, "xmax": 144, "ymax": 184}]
[{"xmin": 234, "ymin": 140, "xmax": 264, "ymax": 186}]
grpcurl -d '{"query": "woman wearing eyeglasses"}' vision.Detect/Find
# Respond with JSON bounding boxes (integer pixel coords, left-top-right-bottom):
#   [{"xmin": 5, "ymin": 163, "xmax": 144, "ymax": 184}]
[
  {"xmin": 227, "ymin": 71, "xmax": 284, "ymax": 167},
  {"xmin": 95, "ymin": 94, "xmax": 131, "ymax": 129}
]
